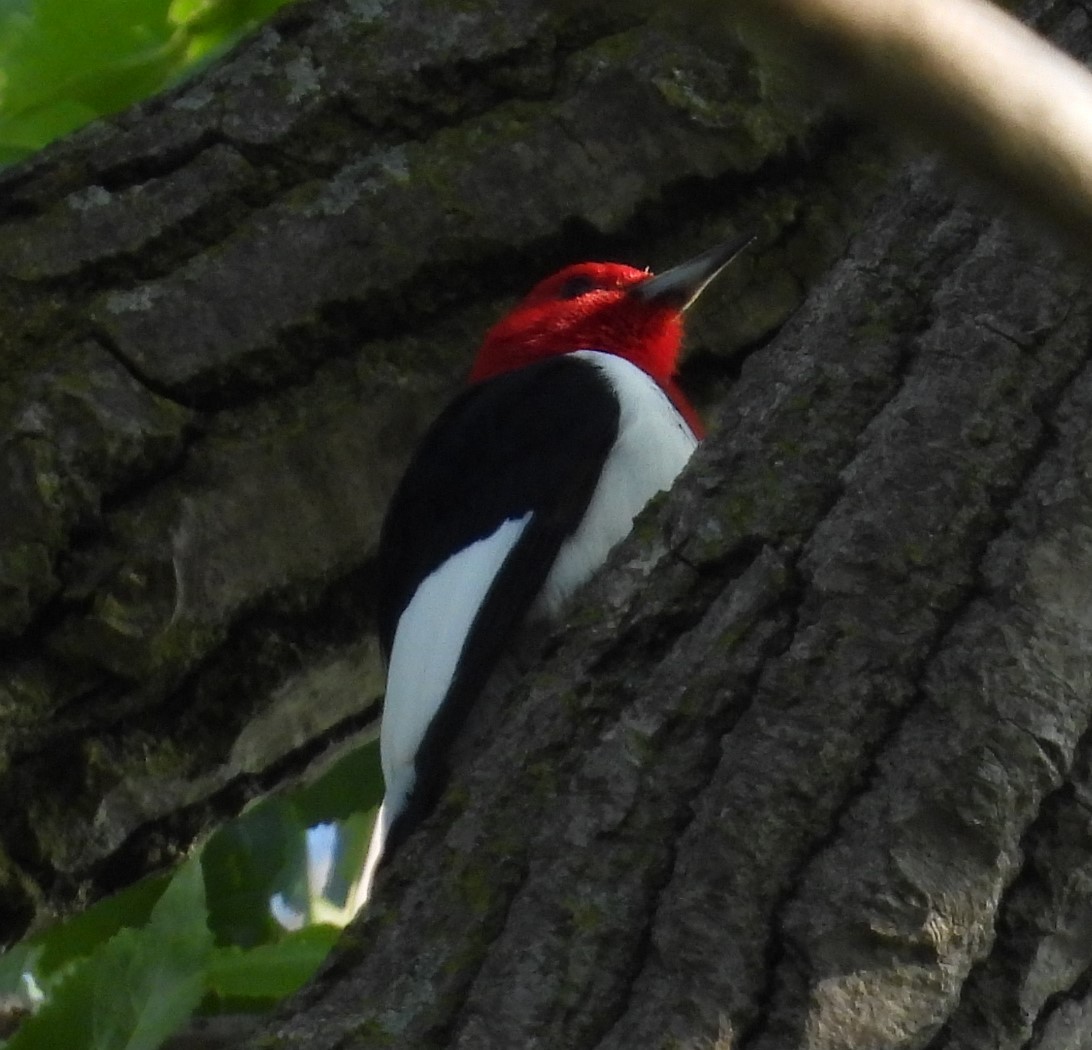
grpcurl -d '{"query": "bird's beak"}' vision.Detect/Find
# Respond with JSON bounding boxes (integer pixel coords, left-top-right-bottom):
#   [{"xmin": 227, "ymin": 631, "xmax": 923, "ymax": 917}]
[{"xmin": 630, "ymin": 232, "xmax": 755, "ymax": 310}]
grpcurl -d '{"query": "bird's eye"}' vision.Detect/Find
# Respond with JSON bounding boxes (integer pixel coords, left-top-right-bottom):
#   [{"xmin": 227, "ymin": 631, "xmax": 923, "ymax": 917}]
[{"xmin": 557, "ymin": 274, "xmax": 598, "ymax": 300}]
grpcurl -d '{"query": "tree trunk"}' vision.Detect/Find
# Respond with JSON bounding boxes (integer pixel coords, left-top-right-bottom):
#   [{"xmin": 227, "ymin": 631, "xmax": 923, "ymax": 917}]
[{"xmin": 1, "ymin": 0, "xmax": 1090, "ymax": 1047}]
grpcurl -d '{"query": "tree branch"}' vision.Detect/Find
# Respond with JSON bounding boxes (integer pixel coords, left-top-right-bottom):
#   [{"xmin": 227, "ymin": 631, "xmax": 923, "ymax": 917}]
[{"xmin": 731, "ymin": 0, "xmax": 1092, "ymax": 247}]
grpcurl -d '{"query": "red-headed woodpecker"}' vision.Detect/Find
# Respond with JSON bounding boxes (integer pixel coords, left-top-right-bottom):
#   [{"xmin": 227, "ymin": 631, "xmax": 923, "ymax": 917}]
[{"xmin": 353, "ymin": 234, "xmax": 752, "ymax": 908}]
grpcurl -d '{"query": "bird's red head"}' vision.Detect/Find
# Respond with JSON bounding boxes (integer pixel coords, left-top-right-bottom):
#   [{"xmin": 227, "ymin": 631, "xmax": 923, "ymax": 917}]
[
  {"xmin": 469, "ymin": 262, "xmax": 681, "ymax": 386},
  {"xmin": 468, "ymin": 235, "xmax": 753, "ymax": 391}
]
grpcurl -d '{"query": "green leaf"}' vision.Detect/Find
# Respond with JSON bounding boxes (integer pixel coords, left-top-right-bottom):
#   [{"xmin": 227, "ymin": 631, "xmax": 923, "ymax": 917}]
[
  {"xmin": 6, "ymin": 856, "xmax": 213, "ymax": 1050},
  {"xmin": 201, "ymin": 801, "xmax": 304, "ymax": 948},
  {"xmin": 34, "ymin": 871, "xmax": 170, "ymax": 978},
  {"xmin": 170, "ymin": 0, "xmax": 289, "ymax": 36},
  {"xmin": 201, "ymin": 738, "xmax": 382, "ymax": 943},
  {"xmin": 0, "ymin": 942, "xmax": 42, "ymax": 1008},
  {"xmin": 293, "ymin": 737, "xmax": 383, "ymax": 827},
  {"xmin": 0, "ymin": 0, "xmax": 297, "ymax": 165},
  {"xmin": 0, "ymin": 100, "xmax": 99, "ymax": 152},
  {"xmin": 0, "ymin": 142, "xmax": 34, "ymax": 166},
  {"xmin": 0, "ymin": 0, "xmax": 174, "ymax": 118},
  {"xmin": 203, "ymin": 925, "xmax": 339, "ymax": 1008}
]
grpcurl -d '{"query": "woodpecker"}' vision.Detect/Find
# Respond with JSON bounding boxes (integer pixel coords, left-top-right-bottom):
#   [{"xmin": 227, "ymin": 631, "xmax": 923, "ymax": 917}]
[{"xmin": 352, "ymin": 234, "xmax": 752, "ymax": 909}]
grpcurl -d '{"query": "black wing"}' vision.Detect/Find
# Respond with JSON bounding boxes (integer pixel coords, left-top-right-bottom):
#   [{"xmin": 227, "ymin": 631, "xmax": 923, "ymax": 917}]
[{"xmin": 376, "ymin": 354, "xmax": 620, "ymax": 847}]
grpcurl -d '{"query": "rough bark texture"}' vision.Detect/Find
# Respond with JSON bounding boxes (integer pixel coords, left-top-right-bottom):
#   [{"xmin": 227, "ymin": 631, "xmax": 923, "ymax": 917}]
[{"xmin": 1, "ymin": 0, "xmax": 1091, "ymax": 1048}]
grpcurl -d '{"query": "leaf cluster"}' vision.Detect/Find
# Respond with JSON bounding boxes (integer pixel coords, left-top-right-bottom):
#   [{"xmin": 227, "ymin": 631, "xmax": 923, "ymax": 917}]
[
  {"xmin": 0, "ymin": 0, "xmax": 293, "ymax": 165},
  {"xmin": 0, "ymin": 739, "xmax": 383, "ymax": 1049}
]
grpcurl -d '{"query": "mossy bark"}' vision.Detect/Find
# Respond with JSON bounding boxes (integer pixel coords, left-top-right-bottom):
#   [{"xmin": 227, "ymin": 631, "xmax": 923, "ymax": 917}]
[{"xmin": 1, "ymin": 0, "xmax": 1090, "ymax": 1048}]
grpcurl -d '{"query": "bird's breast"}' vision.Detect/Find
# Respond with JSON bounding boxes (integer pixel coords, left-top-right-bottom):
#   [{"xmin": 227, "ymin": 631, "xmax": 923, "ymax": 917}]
[{"xmin": 534, "ymin": 350, "xmax": 699, "ymax": 615}]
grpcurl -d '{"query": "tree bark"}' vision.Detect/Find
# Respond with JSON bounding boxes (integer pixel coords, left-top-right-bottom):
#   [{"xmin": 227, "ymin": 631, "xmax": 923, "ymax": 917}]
[{"xmin": 1, "ymin": 0, "xmax": 1090, "ymax": 1048}]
